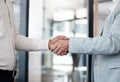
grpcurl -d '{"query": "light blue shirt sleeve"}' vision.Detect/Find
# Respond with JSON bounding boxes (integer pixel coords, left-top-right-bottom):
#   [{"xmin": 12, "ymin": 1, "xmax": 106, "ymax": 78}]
[{"xmin": 69, "ymin": 13, "xmax": 120, "ymax": 55}]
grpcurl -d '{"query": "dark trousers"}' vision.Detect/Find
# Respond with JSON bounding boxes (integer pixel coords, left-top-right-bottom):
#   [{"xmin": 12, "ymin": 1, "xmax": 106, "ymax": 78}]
[
  {"xmin": 0, "ymin": 69, "xmax": 14, "ymax": 82},
  {"xmin": 0, "ymin": 77, "xmax": 14, "ymax": 82}
]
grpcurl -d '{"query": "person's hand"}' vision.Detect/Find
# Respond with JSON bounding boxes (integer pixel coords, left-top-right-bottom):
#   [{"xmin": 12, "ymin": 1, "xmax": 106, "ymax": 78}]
[
  {"xmin": 48, "ymin": 36, "xmax": 68, "ymax": 51},
  {"xmin": 52, "ymin": 39, "xmax": 69, "ymax": 56}
]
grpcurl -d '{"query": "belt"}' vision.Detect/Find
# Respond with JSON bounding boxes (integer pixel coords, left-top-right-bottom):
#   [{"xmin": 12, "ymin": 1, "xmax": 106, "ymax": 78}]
[{"xmin": 0, "ymin": 69, "xmax": 16, "ymax": 77}]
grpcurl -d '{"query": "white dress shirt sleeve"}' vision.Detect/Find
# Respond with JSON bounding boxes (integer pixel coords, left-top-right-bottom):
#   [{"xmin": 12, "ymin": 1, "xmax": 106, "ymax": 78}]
[{"xmin": 14, "ymin": 25, "xmax": 49, "ymax": 51}]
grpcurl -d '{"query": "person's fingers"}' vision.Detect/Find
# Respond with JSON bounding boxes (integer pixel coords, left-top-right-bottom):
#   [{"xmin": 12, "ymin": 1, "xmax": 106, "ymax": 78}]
[
  {"xmin": 53, "ymin": 40, "xmax": 68, "ymax": 53},
  {"xmin": 52, "ymin": 46, "xmax": 60, "ymax": 54},
  {"xmin": 54, "ymin": 48, "xmax": 68, "ymax": 56},
  {"xmin": 56, "ymin": 50, "xmax": 63, "ymax": 55},
  {"xmin": 51, "ymin": 36, "xmax": 59, "ymax": 43},
  {"xmin": 51, "ymin": 36, "xmax": 69, "ymax": 44},
  {"xmin": 59, "ymin": 51, "xmax": 68, "ymax": 56},
  {"xmin": 50, "ymin": 44, "xmax": 57, "ymax": 51},
  {"xmin": 52, "ymin": 40, "xmax": 62, "ymax": 53},
  {"xmin": 52, "ymin": 41, "xmax": 65, "ymax": 54},
  {"xmin": 48, "ymin": 39, "xmax": 56, "ymax": 50},
  {"xmin": 63, "ymin": 36, "xmax": 69, "ymax": 40}
]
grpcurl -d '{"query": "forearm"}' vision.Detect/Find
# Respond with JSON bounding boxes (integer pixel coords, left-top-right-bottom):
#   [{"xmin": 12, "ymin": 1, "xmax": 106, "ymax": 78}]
[
  {"xmin": 69, "ymin": 36, "xmax": 120, "ymax": 55},
  {"xmin": 15, "ymin": 34, "xmax": 49, "ymax": 51}
]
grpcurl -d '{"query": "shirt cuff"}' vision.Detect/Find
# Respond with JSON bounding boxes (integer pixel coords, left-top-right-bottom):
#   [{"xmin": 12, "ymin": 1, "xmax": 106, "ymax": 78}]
[{"xmin": 45, "ymin": 39, "xmax": 49, "ymax": 50}]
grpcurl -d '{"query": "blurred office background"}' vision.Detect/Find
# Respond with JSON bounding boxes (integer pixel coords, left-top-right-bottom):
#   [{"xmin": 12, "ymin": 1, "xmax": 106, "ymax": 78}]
[{"xmin": 11, "ymin": 0, "xmax": 112, "ymax": 82}]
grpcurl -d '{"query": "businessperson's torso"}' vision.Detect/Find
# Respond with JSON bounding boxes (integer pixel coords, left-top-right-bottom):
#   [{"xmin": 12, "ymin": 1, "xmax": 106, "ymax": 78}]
[
  {"xmin": 94, "ymin": 2, "xmax": 120, "ymax": 82},
  {"xmin": 68, "ymin": 1, "xmax": 120, "ymax": 82},
  {"xmin": 0, "ymin": 0, "xmax": 49, "ymax": 71},
  {"xmin": 0, "ymin": 0, "xmax": 16, "ymax": 70}
]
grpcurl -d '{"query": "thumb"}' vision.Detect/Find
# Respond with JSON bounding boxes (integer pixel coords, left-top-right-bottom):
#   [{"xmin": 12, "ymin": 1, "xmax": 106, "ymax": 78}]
[
  {"xmin": 50, "ymin": 44, "xmax": 57, "ymax": 51},
  {"xmin": 52, "ymin": 36, "xmax": 68, "ymax": 43}
]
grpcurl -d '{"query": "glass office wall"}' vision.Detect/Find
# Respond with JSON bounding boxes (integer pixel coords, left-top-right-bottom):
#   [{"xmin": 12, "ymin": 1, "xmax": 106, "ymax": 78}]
[
  {"xmin": 11, "ymin": 0, "xmax": 114, "ymax": 82},
  {"xmin": 52, "ymin": 7, "xmax": 88, "ymax": 82},
  {"xmin": 11, "ymin": 0, "xmax": 91, "ymax": 82},
  {"xmin": 28, "ymin": 0, "xmax": 89, "ymax": 81},
  {"xmin": 28, "ymin": 0, "xmax": 89, "ymax": 82},
  {"xmin": 44, "ymin": 0, "xmax": 88, "ymax": 82}
]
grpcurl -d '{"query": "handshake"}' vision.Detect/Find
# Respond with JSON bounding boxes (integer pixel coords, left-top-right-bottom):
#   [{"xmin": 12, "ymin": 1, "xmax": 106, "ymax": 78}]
[{"xmin": 48, "ymin": 36, "xmax": 69, "ymax": 56}]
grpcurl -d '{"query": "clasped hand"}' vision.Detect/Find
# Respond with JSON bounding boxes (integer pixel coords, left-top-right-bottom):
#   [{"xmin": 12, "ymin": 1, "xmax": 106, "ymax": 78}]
[{"xmin": 48, "ymin": 36, "xmax": 69, "ymax": 56}]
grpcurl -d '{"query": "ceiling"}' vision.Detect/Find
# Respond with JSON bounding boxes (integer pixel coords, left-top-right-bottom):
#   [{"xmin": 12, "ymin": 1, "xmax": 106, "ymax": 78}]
[{"xmin": 45, "ymin": 0, "xmax": 86, "ymax": 19}]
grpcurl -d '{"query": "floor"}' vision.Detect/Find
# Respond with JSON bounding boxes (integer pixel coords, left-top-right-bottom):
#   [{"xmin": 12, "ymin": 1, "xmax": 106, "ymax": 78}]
[
  {"xmin": 41, "ymin": 67, "xmax": 87, "ymax": 82},
  {"xmin": 15, "ymin": 52, "xmax": 87, "ymax": 82}
]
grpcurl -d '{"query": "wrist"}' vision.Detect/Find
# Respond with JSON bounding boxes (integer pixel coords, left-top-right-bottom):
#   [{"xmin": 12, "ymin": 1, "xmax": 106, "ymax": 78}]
[{"xmin": 48, "ymin": 39, "xmax": 52, "ymax": 50}]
